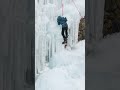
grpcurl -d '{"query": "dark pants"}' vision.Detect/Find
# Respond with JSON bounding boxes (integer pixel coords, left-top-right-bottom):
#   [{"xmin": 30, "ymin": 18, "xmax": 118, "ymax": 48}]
[{"xmin": 61, "ymin": 27, "xmax": 68, "ymax": 41}]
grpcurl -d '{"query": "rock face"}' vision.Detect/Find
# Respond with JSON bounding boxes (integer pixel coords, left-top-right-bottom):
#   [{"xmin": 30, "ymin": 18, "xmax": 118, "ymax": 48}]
[
  {"xmin": 78, "ymin": 17, "xmax": 85, "ymax": 41},
  {"xmin": 103, "ymin": 0, "xmax": 120, "ymax": 37}
]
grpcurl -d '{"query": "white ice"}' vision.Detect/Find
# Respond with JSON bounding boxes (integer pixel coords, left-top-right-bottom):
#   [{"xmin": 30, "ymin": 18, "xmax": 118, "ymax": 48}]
[
  {"xmin": 36, "ymin": 40, "xmax": 85, "ymax": 90},
  {"xmin": 35, "ymin": 0, "xmax": 85, "ymax": 89},
  {"xmin": 35, "ymin": 0, "xmax": 85, "ymax": 76}
]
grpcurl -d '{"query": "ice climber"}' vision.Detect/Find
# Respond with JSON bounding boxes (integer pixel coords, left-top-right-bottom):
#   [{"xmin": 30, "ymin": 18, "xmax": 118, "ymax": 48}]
[{"xmin": 57, "ymin": 16, "xmax": 68, "ymax": 44}]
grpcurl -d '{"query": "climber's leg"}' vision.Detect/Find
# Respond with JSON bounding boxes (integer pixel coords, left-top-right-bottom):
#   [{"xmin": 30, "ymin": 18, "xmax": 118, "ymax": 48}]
[
  {"xmin": 65, "ymin": 27, "xmax": 68, "ymax": 38},
  {"xmin": 61, "ymin": 28, "xmax": 66, "ymax": 39},
  {"xmin": 61, "ymin": 28, "xmax": 66, "ymax": 44}
]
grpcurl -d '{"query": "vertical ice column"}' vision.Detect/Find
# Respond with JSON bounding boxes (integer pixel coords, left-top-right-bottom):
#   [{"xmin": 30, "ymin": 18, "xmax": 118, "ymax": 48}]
[
  {"xmin": 73, "ymin": 20, "xmax": 77, "ymax": 44},
  {"xmin": 48, "ymin": 36, "xmax": 52, "ymax": 61},
  {"xmin": 68, "ymin": 23, "xmax": 74, "ymax": 47},
  {"xmin": 74, "ymin": 18, "xmax": 79, "ymax": 43},
  {"xmin": 54, "ymin": 33, "xmax": 61, "ymax": 53},
  {"xmin": 44, "ymin": 4, "xmax": 56, "ymax": 21},
  {"xmin": 47, "ymin": 32, "xmax": 59, "ymax": 61},
  {"xmin": 36, "ymin": 35, "xmax": 42, "ymax": 73},
  {"xmin": 41, "ymin": 34, "xmax": 46, "ymax": 70},
  {"xmin": 36, "ymin": 33, "xmax": 46, "ymax": 72},
  {"xmin": 72, "ymin": 14, "xmax": 79, "ymax": 44},
  {"xmin": 71, "ymin": 22, "xmax": 75, "ymax": 46},
  {"xmin": 46, "ymin": 34, "xmax": 50, "ymax": 62},
  {"xmin": 44, "ymin": 33, "xmax": 53, "ymax": 63},
  {"xmin": 35, "ymin": 10, "xmax": 49, "ymax": 73},
  {"xmin": 54, "ymin": 34, "xmax": 57, "ymax": 53},
  {"xmin": 35, "ymin": 10, "xmax": 41, "ymax": 75},
  {"xmin": 49, "ymin": 0, "xmax": 53, "ymax": 4},
  {"xmin": 43, "ymin": 0, "xmax": 48, "ymax": 5},
  {"xmin": 67, "ymin": 24, "xmax": 71, "ymax": 47},
  {"xmin": 35, "ymin": 34, "xmax": 39, "ymax": 75},
  {"xmin": 49, "ymin": 34, "xmax": 53, "ymax": 59},
  {"xmin": 53, "ymin": 34, "xmax": 56, "ymax": 53}
]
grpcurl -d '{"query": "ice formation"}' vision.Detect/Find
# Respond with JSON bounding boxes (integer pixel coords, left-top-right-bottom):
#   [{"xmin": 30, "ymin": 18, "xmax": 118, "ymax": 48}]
[{"xmin": 35, "ymin": 0, "xmax": 85, "ymax": 78}]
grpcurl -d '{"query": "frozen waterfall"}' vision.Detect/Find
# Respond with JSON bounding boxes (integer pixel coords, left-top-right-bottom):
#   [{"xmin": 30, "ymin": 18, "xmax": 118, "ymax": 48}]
[{"xmin": 35, "ymin": 0, "xmax": 85, "ymax": 78}]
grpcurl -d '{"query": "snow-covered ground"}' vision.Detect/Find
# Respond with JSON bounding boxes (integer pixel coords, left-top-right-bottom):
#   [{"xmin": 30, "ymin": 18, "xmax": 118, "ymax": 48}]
[{"xmin": 36, "ymin": 40, "xmax": 85, "ymax": 90}]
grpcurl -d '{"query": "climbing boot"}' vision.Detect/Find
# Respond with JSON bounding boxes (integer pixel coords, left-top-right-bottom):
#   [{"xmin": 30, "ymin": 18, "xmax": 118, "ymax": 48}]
[
  {"xmin": 64, "ymin": 38, "xmax": 67, "ymax": 43},
  {"xmin": 62, "ymin": 38, "xmax": 66, "ymax": 44},
  {"xmin": 62, "ymin": 41, "xmax": 65, "ymax": 44}
]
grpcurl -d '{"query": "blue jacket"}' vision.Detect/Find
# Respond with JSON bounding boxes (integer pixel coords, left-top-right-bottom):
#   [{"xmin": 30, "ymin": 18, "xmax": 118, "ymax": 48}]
[{"xmin": 57, "ymin": 16, "xmax": 68, "ymax": 28}]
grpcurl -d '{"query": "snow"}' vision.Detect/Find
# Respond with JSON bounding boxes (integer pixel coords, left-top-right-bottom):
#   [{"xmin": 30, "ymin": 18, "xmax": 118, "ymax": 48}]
[
  {"xmin": 35, "ymin": 0, "xmax": 85, "ymax": 89},
  {"xmin": 36, "ymin": 40, "xmax": 85, "ymax": 90}
]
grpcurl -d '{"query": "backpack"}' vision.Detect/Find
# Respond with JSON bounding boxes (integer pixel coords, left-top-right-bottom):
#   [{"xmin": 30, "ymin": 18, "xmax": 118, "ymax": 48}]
[{"xmin": 57, "ymin": 16, "xmax": 67, "ymax": 25}]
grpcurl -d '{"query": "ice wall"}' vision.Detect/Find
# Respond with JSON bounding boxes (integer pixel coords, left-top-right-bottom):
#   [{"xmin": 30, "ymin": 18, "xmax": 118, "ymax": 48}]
[{"xmin": 35, "ymin": 0, "xmax": 85, "ymax": 78}]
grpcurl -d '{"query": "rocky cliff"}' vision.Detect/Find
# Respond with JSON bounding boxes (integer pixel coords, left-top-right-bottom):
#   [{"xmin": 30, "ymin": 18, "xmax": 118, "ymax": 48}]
[{"xmin": 78, "ymin": 17, "xmax": 85, "ymax": 41}]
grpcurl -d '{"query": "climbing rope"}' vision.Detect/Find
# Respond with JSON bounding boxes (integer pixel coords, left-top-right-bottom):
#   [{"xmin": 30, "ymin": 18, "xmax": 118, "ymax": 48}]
[
  {"xmin": 61, "ymin": 0, "xmax": 83, "ymax": 18},
  {"xmin": 72, "ymin": 0, "xmax": 83, "ymax": 18},
  {"xmin": 61, "ymin": 0, "xmax": 64, "ymax": 16}
]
